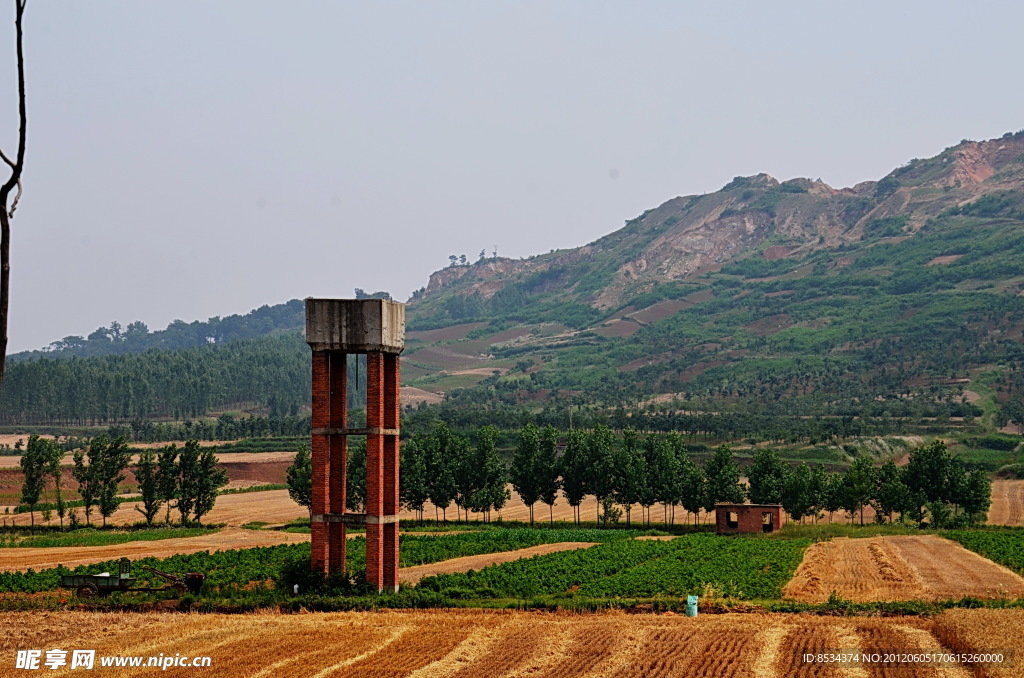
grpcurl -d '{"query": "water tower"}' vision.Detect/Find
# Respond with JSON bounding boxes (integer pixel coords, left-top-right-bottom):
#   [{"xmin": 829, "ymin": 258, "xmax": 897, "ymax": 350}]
[{"xmin": 305, "ymin": 298, "xmax": 404, "ymax": 592}]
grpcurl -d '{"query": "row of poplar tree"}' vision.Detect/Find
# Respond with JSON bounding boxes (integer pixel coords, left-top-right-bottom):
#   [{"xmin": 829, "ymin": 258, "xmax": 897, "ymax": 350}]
[
  {"xmin": 18, "ymin": 436, "xmax": 228, "ymax": 528},
  {"xmin": 746, "ymin": 441, "xmax": 991, "ymax": 527},
  {"xmin": 288, "ymin": 423, "xmax": 991, "ymax": 527}
]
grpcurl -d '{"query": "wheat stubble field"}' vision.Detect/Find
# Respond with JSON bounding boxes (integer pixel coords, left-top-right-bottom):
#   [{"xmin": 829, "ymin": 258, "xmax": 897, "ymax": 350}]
[
  {"xmin": 2, "ymin": 608, "xmax": 1022, "ymax": 677},
  {"xmin": 784, "ymin": 534, "xmax": 1024, "ymax": 602},
  {"xmin": 989, "ymin": 480, "xmax": 1024, "ymax": 526}
]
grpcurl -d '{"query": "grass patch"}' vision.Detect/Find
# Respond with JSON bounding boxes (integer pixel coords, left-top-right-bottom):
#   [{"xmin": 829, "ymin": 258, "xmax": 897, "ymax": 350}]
[
  {"xmin": 200, "ymin": 437, "xmax": 306, "ymax": 453},
  {"xmin": 775, "ymin": 522, "xmax": 924, "ymax": 540},
  {"xmin": 219, "ymin": 484, "xmax": 289, "ymax": 495}
]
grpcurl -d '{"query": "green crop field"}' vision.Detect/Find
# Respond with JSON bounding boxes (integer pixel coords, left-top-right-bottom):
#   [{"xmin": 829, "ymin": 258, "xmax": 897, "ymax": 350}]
[{"xmin": 417, "ymin": 533, "xmax": 811, "ymax": 601}]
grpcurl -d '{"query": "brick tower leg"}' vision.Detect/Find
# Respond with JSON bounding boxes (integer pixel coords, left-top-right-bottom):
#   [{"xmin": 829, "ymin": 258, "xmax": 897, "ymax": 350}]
[
  {"xmin": 383, "ymin": 353, "xmax": 400, "ymax": 592},
  {"xmin": 365, "ymin": 352, "xmax": 385, "ymax": 590},
  {"xmin": 310, "ymin": 351, "xmax": 330, "ymax": 574},
  {"xmin": 327, "ymin": 352, "xmax": 348, "ymax": 573}
]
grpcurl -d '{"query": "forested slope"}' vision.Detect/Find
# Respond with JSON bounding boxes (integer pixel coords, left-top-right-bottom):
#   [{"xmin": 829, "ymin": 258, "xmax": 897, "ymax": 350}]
[{"xmin": 9, "ymin": 299, "xmax": 306, "ymax": 362}]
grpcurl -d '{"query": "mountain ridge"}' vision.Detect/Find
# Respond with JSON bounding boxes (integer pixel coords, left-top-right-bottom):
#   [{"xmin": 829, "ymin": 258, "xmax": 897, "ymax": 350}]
[{"xmin": 410, "ymin": 132, "xmax": 1024, "ymax": 321}]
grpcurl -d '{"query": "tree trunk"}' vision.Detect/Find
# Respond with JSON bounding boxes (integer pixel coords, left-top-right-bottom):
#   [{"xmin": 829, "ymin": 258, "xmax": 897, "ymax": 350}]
[
  {"xmin": 0, "ymin": 0, "xmax": 28, "ymax": 385},
  {"xmin": 0, "ymin": 195, "xmax": 9, "ymax": 381}
]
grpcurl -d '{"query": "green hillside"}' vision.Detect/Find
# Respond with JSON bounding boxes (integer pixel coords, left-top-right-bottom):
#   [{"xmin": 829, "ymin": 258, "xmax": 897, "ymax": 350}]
[
  {"xmin": 399, "ymin": 132, "xmax": 1024, "ymax": 429},
  {"xmin": 3, "ymin": 132, "xmax": 1024, "ymax": 439}
]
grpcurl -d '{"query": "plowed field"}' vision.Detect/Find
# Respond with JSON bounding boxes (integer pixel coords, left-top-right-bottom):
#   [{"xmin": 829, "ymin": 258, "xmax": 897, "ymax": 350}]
[
  {"xmin": 0, "ymin": 528, "xmax": 308, "ymax": 572},
  {"xmin": 3, "ymin": 608, "xmax": 1018, "ymax": 677},
  {"xmin": 784, "ymin": 535, "xmax": 1024, "ymax": 602},
  {"xmin": 988, "ymin": 479, "xmax": 1024, "ymax": 526},
  {"xmin": 3, "ymin": 489, "xmax": 308, "ymax": 528},
  {"xmin": 398, "ymin": 542, "xmax": 598, "ymax": 585}
]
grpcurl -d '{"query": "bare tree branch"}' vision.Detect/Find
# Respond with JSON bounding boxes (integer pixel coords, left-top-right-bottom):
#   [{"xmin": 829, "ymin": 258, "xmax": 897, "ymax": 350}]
[
  {"xmin": 7, "ymin": 177, "xmax": 21, "ymax": 217},
  {"xmin": 0, "ymin": 147, "xmax": 13, "ymax": 169}
]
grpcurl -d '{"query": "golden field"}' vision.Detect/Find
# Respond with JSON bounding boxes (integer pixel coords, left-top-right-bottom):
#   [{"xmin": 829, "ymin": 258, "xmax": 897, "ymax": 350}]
[{"xmin": 3, "ymin": 608, "xmax": 1023, "ymax": 677}]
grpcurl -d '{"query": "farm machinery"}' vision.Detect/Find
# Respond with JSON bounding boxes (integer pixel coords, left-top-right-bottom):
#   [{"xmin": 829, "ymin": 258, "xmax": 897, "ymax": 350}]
[{"xmin": 61, "ymin": 558, "xmax": 206, "ymax": 598}]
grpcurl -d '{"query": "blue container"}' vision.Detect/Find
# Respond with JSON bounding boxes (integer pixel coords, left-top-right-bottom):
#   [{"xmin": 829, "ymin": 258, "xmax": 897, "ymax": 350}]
[{"xmin": 686, "ymin": 595, "xmax": 699, "ymax": 617}]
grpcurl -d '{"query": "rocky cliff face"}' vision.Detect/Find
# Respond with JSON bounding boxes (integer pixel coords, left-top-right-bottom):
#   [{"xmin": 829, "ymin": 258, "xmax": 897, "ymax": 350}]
[
  {"xmin": 425, "ymin": 258, "xmax": 534, "ymax": 297},
  {"xmin": 413, "ymin": 132, "xmax": 1024, "ymax": 313}
]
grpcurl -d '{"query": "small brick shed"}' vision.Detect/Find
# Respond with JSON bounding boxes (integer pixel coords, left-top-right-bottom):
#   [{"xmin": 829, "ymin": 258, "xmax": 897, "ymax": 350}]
[{"xmin": 715, "ymin": 503, "xmax": 783, "ymax": 535}]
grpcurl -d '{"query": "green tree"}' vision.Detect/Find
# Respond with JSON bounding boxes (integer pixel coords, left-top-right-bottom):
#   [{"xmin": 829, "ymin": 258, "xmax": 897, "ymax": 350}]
[
  {"xmin": 822, "ymin": 472, "xmax": 844, "ymax": 523},
  {"xmin": 511, "ymin": 423, "xmax": 542, "ymax": 526},
  {"xmin": 559, "ymin": 429, "xmax": 589, "ymax": 525},
  {"xmin": 703, "ymin": 445, "xmax": 745, "ymax": 512},
  {"xmin": 95, "ymin": 436, "xmax": 131, "ymax": 527},
  {"xmin": 747, "ymin": 448, "xmax": 789, "ymax": 505},
  {"xmin": 469, "ymin": 425, "xmax": 508, "ymax": 521},
  {"xmin": 400, "ymin": 437, "xmax": 430, "ymax": 524},
  {"xmin": 1002, "ymin": 398, "xmax": 1024, "ymax": 435},
  {"xmin": 960, "ymin": 469, "xmax": 991, "ymax": 525},
  {"xmin": 613, "ymin": 428, "xmax": 646, "ymax": 527},
  {"xmin": 425, "ymin": 422, "xmax": 458, "ymax": 523},
  {"xmin": 191, "ymin": 446, "xmax": 228, "ymax": 524},
  {"xmin": 175, "ymin": 441, "xmax": 201, "ymax": 524},
  {"xmin": 286, "ymin": 443, "xmax": 313, "ymax": 520},
  {"xmin": 782, "ymin": 462, "xmax": 815, "ymax": 523},
  {"xmin": 43, "ymin": 439, "xmax": 66, "ymax": 529},
  {"xmin": 71, "ymin": 443, "xmax": 101, "ymax": 527},
  {"xmin": 450, "ymin": 432, "xmax": 475, "ymax": 522},
  {"xmin": 346, "ymin": 439, "xmax": 367, "ymax": 513},
  {"xmin": 133, "ymin": 448, "xmax": 163, "ymax": 526},
  {"xmin": 843, "ymin": 457, "xmax": 876, "ymax": 526},
  {"xmin": 157, "ymin": 444, "xmax": 179, "ymax": 525},
  {"xmin": 902, "ymin": 440, "xmax": 957, "ymax": 524},
  {"xmin": 537, "ymin": 425, "xmax": 561, "ymax": 525},
  {"xmin": 586, "ymin": 424, "xmax": 617, "ymax": 525},
  {"xmin": 873, "ymin": 460, "xmax": 909, "ymax": 523},
  {"xmin": 678, "ymin": 454, "xmax": 707, "ymax": 525},
  {"xmin": 650, "ymin": 434, "xmax": 681, "ymax": 526},
  {"xmin": 808, "ymin": 463, "xmax": 828, "ymax": 523},
  {"xmin": 19, "ymin": 434, "xmax": 49, "ymax": 529}
]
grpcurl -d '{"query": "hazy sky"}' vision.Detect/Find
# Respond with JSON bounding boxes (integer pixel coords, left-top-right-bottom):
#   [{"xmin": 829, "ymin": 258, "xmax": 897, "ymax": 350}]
[{"xmin": 1, "ymin": 2, "xmax": 1022, "ymax": 352}]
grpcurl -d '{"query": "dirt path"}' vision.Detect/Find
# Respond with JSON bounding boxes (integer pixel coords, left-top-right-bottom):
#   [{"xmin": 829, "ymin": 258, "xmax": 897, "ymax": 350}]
[
  {"xmin": 784, "ymin": 535, "xmax": 1024, "ymax": 602},
  {"xmin": 0, "ymin": 528, "xmax": 308, "ymax": 572},
  {"xmin": 399, "ymin": 542, "xmax": 598, "ymax": 585}
]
